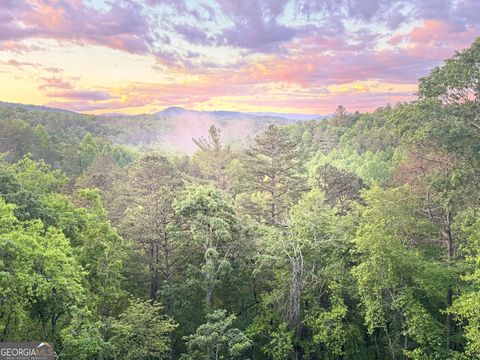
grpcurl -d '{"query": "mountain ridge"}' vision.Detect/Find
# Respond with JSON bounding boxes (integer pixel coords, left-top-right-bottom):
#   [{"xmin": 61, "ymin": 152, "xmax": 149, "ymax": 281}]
[
  {"xmin": 0, "ymin": 101, "xmax": 329, "ymax": 122},
  {"xmin": 0, "ymin": 101, "xmax": 77, "ymax": 114},
  {"xmin": 154, "ymin": 106, "xmax": 322, "ymax": 122}
]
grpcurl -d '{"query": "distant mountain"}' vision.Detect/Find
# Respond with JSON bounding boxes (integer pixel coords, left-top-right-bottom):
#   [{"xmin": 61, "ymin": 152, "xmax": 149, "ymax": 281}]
[
  {"xmin": 155, "ymin": 106, "xmax": 194, "ymax": 117},
  {"xmin": 153, "ymin": 106, "xmax": 329, "ymax": 124},
  {"xmin": 0, "ymin": 102, "xmax": 328, "ymax": 154},
  {"xmin": 0, "ymin": 102, "xmax": 330, "ymax": 121},
  {"xmin": 98, "ymin": 112, "xmax": 132, "ymax": 118},
  {"xmin": 141, "ymin": 107, "xmax": 300, "ymax": 152},
  {"xmin": 246, "ymin": 111, "xmax": 330, "ymax": 121},
  {"xmin": 211, "ymin": 110, "xmax": 243, "ymax": 118},
  {"xmin": 0, "ymin": 101, "xmax": 76, "ymax": 114}
]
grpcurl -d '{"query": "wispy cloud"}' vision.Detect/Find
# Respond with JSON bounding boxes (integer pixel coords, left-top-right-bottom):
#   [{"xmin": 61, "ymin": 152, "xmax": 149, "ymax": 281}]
[{"xmin": 0, "ymin": 0, "xmax": 478, "ymax": 114}]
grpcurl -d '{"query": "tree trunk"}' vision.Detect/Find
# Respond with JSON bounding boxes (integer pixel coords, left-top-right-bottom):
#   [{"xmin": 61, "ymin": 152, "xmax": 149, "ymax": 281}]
[
  {"xmin": 385, "ymin": 323, "xmax": 396, "ymax": 360},
  {"xmin": 289, "ymin": 242, "xmax": 304, "ymax": 360},
  {"xmin": 293, "ymin": 344, "xmax": 302, "ymax": 360},
  {"xmin": 163, "ymin": 234, "xmax": 175, "ymax": 360},
  {"xmin": 149, "ymin": 243, "xmax": 159, "ymax": 301},
  {"xmin": 270, "ymin": 172, "xmax": 277, "ymax": 225}
]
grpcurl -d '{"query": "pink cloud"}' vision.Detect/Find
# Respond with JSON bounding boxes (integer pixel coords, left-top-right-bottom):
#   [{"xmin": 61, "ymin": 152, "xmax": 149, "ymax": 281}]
[
  {"xmin": 408, "ymin": 19, "xmax": 478, "ymax": 48},
  {"xmin": 1, "ymin": 0, "xmax": 153, "ymax": 54},
  {"xmin": 2, "ymin": 0, "xmax": 480, "ymax": 115},
  {"xmin": 38, "ymin": 29, "xmax": 477, "ymax": 115},
  {"xmin": 47, "ymin": 90, "xmax": 113, "ymax": 101},
  {"xmin": 1, "ymin": 59, "xmax": 63, "ymax": 74},
  {"xmin": 0, "ymin": 40, "xmax": 38, "ymax": 52},
  {"xmin": 38, "ymin": 77, "xmax": 74, "ymax": 90},
  {"xmin": 2, "ymin": 59, "xmax": 38, "ymax": 68}
]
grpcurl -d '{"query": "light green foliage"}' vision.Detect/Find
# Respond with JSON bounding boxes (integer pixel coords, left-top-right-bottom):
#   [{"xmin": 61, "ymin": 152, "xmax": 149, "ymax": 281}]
[
  {"xmin": 1, "ymin": 37, "xmax": 480, "ymax": 360},
  {"xmin": 74, "ymin": 189, "xmax": 127, "ymax": 318},
  {"xmin": 251, "ymin": 190, "xmax": 354, "ymax": 358},
  {"xmin": 339, "ymin": 107, "xmax": 398, "ymax": 152},
  {"xmin": 307, "ymin": 293, "xmax": 348, "ymax": 356},
  {"xmin": 0, "ymin": 156, "xmax": 66, "ymax": 223},
  {"xmin": 265, "ymin": 323, "xmax": 294, "ymax": 360},
  {"xmin": 451, "ymin": 210, "xmax": 480, "ymax": 358},
  {"xmin": 174, "ymin": 185, "xmax": 240, "ymax": 247},
  {"xmin": 0, "ymin": 198, "xmax": 85, "ymax": 342},
  {"xmin": 0, "ymin": 158, "xmax": 129, "ymax": 359},
  {"xmin": 11, "ymin": 156, "xmax": 67, "ymax": 194},
  {"xmin": 289, "ymin": 188, "xmax": 338, "ymax": 237},
  {"xmin": 352, "ymin": 186, "xmax": 449, "ymax": 358},
  {"xmin": 181, "ymin": 310, "xmax": 251, "ymax": 360},
  {"xmin": 308, "ymin": 145, "xmax": 395, "ymax": 185},
  {"xmin": 173, "ymin": 185, "xmax": 244, "ymax": 309},
  {"xmin": 59, "ymin": 307, "xmax": 106, "ymax": 360},
  {"xmin": 110, "ymin": 300, "xmax": 176, "ymax": 360}
]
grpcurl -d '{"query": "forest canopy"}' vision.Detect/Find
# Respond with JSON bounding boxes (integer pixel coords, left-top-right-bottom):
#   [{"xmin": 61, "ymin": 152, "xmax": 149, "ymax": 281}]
[{"xmin": 1, "ymin": 38, "xmax": 480, "ymax": 359}]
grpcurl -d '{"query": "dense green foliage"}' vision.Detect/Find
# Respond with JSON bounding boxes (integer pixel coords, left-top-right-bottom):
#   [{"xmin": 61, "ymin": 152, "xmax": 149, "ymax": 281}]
[{"xmin": 1, "ymin": 38, "xmax": 480, "ymax": 359}]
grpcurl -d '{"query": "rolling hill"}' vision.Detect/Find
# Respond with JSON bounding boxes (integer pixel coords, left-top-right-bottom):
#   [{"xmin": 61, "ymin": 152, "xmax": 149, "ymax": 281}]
[{"xmin": 0, "ymin": 102, "xmax": 326, "ymax": 153}]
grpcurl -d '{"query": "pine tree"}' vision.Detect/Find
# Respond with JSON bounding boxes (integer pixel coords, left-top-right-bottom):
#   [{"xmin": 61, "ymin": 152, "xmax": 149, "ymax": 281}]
[
  {"xmin": 193, "ymin": 125, "xmax": 234, "ymax": 191},
  {"xmin": 245, "ymin": 124, "xmax": 304, "ymax": 226}
]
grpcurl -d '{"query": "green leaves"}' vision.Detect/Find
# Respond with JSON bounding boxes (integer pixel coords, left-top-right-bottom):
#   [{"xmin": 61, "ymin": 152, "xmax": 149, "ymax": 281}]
[
  {"xmin": 419, "ymin": 37, "xmax": 480, "ymax": 108},
  {"xmin": 244, "ymin": 124, "xmax": 305, "ymax": 225},
  {"xmin": 110, "ymin": 300, "xmax": 176, "ymax": 360},
  {"xmin": 308, "ymin": 145, "xmax": 395, "ymax": 186},
  {"xmin": 352, "ymin": 187, "xmax": 449, "ymax": 357},
  {"xmin": 181, "ymin": 309, "xmax": 251, "ymax": 360},
  {"xmin": 307, "ymin": 294, "xmax": 348, "ymax": 357},
  {"xmin": 59, "ymin": 307, "xmax": 106, "ymax": 360},
  {"xmin": 451, "ymin": 210, "xmax": 480, "ymax": 357},
  {"xmin": 2, "ymin": 37, "xmax": 480, "ymax": 359},
  {"xmin": 263, "ymin": 323, "xmax": 294, "ymax": 360},
  {"xmin": 174, "ymin": 185, "xmax": 245, "ymax": 310},
  {"xmin": 0, "ymin": 197, "xmax": 85, "ymax": 342}
]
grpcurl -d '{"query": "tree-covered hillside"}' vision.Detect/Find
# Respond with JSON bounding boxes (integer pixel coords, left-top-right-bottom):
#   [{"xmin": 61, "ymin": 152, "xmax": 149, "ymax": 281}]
[
  {"xmin": 0, "ymin": 105, "xmax": 299, "ymax": 167},
  {"xmin": 1, "ymin": 38, "xmax": 479, "ymax": 359}
]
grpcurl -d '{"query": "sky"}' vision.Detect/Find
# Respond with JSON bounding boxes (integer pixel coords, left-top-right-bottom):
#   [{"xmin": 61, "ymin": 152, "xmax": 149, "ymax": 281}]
[{"xmin": 0, "ymin": 0, "xmax": 478, "ymax": 115}]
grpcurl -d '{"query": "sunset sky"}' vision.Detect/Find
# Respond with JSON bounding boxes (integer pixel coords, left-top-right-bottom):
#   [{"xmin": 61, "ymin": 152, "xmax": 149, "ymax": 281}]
[{"xmin": 0, "ymin": 0, "xmax": 478, "ymax": 115}]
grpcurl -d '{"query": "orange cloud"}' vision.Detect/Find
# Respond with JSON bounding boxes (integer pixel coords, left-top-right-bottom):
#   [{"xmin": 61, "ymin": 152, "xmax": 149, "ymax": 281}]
[{"xmin": 2, "ymin": 0, "xmax": 479, "ymax": 115}]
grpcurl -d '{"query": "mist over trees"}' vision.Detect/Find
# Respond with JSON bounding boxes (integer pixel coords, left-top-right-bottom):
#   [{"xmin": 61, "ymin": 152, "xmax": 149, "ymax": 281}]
[{"xmin": 1, "ymin": 38, "xmax": 480, "ymax": 359}]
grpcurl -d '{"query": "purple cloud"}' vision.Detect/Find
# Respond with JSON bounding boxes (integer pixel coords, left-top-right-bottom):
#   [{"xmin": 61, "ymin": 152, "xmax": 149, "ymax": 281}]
[
  {"xmin": 293, "ymin": 0, "xmax": 453, "ymax": 28},
  {"xmin": 220, "ymin": 21, "xmax": 295, "ymax": 51},
  {"xmin": 453, "ymin": 0, "xmax": 480, "ymax": 28},
  {"xmin": 215, "ymin": 0, "xmax": 296, "ymax": 51},
  {"xmin": 47, "ymin": 90, "xmax": 113, "ymax": 101},
  {"xmin": 1, "ymin": 0, "xmax": 479, "ymax": 114},
  {"xmin": 0, "ymin": 0, "xmax": 154, "ymax": 54},
  {"xmin": 39, "ymin": 77, "xmax": 74, "ymax": 90},
  {"xmin": 174, "ymin": 23, "xmax": 214, "ymax": 46}
]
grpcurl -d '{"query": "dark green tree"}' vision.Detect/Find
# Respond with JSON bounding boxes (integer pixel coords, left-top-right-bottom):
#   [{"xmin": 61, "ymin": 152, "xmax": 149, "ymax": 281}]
[{"xmin": 244, "ymin": 125, "xmax": 304, "ymax": 226}]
